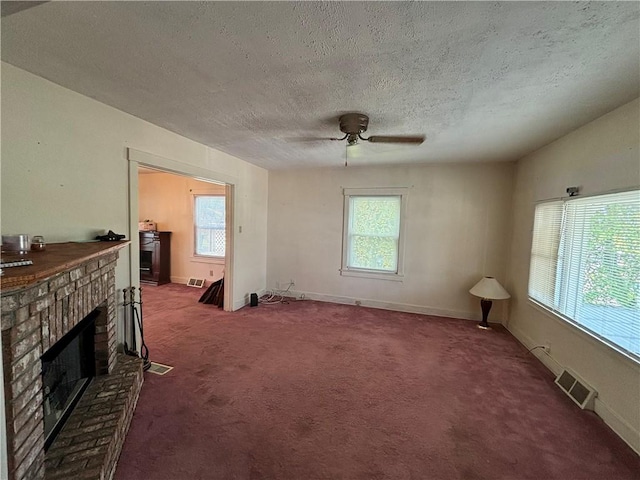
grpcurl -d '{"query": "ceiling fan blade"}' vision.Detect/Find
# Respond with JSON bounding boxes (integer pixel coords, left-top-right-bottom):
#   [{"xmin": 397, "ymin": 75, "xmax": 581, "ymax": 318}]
[
  {"xmin": 366, "ymin": 135, "xmax": 425, "ymax": 144},
  {"xmin": 284, "ymin": 136, "xmax": 338, "ymax": 143}
]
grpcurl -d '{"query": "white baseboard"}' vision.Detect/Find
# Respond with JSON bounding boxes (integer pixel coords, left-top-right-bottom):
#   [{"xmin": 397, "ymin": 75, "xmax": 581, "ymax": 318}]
[
  {"xmin": 594, "ymin": 398, "xmax": 640, "ymax": 455},
  {"xmin": 507, "ymin": 324, "xmax": 564, "ymax": 375},
  {"xmin": 170, "ymin": 276, "xmax": 189, "ymax": 285},
  {"xmin": 507, "ymin": 323, "xmax": 640, "ymax": 455},
  {"xmin": 233, "ymin": 288, "xmax": 266, "ymax": 311},
  {"xmin": 289, "ymin": 289, "xmax": 480, "ymax": 322}
]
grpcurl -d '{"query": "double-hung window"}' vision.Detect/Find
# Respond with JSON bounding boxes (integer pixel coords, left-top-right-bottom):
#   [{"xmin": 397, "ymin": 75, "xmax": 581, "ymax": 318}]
[
  {"xmin": 528, "ymin": 189, "xmax": 640, "ymax": 360},
  {"xmin": 341, "ymin": 188, "xmax": 407, "ymax": 280},
  {"xmin": 194, "ymin": 195, "xmax": 225, "ymax": 258}
]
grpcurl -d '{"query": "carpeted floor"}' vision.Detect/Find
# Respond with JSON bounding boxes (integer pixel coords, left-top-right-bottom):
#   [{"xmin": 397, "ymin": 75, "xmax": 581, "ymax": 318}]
[{"xmin": 115, "ymin": 283, "xmax": 640, "ymax": 480}]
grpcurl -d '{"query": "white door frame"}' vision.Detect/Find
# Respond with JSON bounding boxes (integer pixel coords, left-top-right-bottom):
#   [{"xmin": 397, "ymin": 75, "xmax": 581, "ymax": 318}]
[{"xmin": 126, "ymin": 148, "xmax": 236, "ymax": 311}]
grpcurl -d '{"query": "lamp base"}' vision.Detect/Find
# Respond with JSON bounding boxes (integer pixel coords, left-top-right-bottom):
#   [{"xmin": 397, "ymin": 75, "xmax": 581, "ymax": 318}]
[{"xmin": 478, "ymin": 299, "xmax": 493, "ymax": 330}]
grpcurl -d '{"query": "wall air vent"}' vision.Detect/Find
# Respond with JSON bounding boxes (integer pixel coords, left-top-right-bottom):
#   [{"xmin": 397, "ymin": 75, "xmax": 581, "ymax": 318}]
[
  {"xmin": 554, "ymin": 369, "xmax": 597, "ymax": 410},
  {"xmin": 187, "ymin": 277, "xmax": 205, "ymax": 288}
]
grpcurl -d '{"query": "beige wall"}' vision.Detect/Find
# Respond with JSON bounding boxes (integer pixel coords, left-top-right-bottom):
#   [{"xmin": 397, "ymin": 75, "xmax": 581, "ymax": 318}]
[
  {"xmin": 506, "ymin": 98, "xmax": 640, "ymax": 453},
  {"xmin": 267, "ymin": 162, "xmax": 515, "ymax": 320},
  {"xmin": 1, "ymin": 62, "xmax": 268, "ymax": 313},
  {"xmin": 138, "ymin": 172, "xmax": 226, "ymax": 284}
]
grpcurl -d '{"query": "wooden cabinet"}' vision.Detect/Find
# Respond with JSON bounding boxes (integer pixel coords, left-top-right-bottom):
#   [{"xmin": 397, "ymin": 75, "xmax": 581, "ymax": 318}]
[{"xmin": 139, "ymin": 231, "xmax": 171, "ymax": 285}]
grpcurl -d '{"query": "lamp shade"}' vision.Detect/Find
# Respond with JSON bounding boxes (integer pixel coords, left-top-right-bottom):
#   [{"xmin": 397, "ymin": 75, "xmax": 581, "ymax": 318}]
[{"xmin": 469, "ymin": 277, "xmax": 510, "ymax": 300}]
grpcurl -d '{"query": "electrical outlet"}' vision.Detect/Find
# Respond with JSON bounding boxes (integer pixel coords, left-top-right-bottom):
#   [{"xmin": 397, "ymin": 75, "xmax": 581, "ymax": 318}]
[
  {"xmin": 290, "ymin": 278, "xmax": 295, "ymax": 287},
  {"xmin": 355, "ymin": 300, "xmax": 362, "ymax": 306},
  {"xmin": 209, "ymin": 270, "xmax": 214, "ymax": 276}
]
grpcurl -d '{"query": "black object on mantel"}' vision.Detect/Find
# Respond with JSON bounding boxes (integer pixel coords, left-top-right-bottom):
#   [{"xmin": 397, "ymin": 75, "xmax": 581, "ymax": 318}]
[{"xmin": 96, "ymin": 230, "xmax": 126, "ymax": 241}]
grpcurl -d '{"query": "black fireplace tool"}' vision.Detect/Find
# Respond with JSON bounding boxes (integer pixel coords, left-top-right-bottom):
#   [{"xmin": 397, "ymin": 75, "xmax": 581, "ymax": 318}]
[
  {"xmin": 122, "ymin": 288, "xmax": 135, "ymax": 355},
  {"xmin": 123, "ymin": 287, "xmax": 151, "ymax": 371}
]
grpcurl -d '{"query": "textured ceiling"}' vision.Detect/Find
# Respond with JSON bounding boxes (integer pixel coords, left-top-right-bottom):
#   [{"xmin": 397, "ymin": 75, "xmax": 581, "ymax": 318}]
[{"xmin": 2, "ymin": 2, "xmax": 639, "ymax": 170}]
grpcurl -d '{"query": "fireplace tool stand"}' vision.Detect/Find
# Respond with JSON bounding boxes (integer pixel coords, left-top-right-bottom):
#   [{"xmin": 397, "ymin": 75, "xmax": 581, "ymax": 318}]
[{"xmin": 123, "ymin": 287, "xmax": 151, "ymax": 371}]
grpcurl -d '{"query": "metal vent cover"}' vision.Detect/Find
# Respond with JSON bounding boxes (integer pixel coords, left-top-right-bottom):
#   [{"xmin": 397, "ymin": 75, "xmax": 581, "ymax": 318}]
[
  {"xmin": 187, "ymin": 277, "xmax": 205, "ymax": 288},
  {"xmin": 555, "ymin": 369, "xmax": 597, "ymax": 410},
  {"xmin": 148, "ymin": 362, "xmax": 173, "ymax": 375}
]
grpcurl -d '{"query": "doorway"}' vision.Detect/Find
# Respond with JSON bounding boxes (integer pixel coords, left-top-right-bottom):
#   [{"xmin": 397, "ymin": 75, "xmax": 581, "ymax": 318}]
[
  {"xmin": 137, "ymin": 167, "xmax": 228, "ymax": 288},
  {"xmin": 127, "ymin": 148, "xmax": 235, "ymax": 312}
]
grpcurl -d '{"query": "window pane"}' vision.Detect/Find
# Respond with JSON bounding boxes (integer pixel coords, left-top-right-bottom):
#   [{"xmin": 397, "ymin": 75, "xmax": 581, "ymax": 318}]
[
  {"xmin": 347, "ymin": 195, "xmax": 401, "ymax": 272},
  {"xmin": 562, "ymin": 192, "xmax": 640, "ymax": 356},
  {"xmin": 350, "ymin": 197, "xmax": 401, "ymax": 237},
  {"xmin": 349, "ymin": 235, "xmax": 398, "ymax": 271},
  {"xmin": 195, "ymin": 196, "xmax": 225, "ymax": 256}
]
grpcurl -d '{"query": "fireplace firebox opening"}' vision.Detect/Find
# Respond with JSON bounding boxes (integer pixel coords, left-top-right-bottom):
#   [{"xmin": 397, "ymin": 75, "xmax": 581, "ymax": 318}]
[{"xmin": 41, "ymin": 307, "xmax": 103, "ymax": 450}]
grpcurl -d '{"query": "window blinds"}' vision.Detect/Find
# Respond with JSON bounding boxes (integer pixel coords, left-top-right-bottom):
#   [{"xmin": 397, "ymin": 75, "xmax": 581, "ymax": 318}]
[
  {"xmin": 529, "ymin": 190, "xmax": 640, "ymax": 358},
  {"xmin": 529, "ymin": 201, "xmax": 563, "ymax": 307}
]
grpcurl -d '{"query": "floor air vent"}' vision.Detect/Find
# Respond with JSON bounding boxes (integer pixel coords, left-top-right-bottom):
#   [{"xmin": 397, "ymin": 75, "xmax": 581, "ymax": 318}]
[
  {"xmin": 148, "ymin": 362, "xmax": 173, "ymax": 375},
  {"xmin": 187, "ymin": 277, "xmax": 205, "ymax": 288},
  {"xmin": 554, "ymin": 369, "xmax": 597, "ymax": 410}
]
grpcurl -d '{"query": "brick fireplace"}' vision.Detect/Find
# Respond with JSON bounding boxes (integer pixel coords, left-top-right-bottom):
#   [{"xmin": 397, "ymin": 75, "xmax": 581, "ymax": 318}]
[{"xmin": 1, "ymin": 242, "xmax": 143, "ymax": 480}]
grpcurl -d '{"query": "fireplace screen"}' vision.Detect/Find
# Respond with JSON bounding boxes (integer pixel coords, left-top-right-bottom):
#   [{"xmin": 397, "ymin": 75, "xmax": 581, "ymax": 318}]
[
  {"xmin": 140, "ymin": 250, "xmax": 153, "ymax": 274},
  {"xmin": 41, "ymin": 309, "xmax": 98, "ymax": 449}
]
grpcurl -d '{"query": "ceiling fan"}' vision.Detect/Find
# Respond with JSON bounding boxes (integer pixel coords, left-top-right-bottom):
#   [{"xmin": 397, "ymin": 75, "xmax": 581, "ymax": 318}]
[
  {"xmin": 329, "ymin": 112, "xmax": 425, "ymax": 147},
  {"xmin": 324, "ymin": 113, "xmax": 425, "ymax": 166}
]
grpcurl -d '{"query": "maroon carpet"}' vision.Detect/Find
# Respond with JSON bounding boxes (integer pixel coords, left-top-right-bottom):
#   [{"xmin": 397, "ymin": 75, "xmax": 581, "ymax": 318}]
[{"xmin": 115, "ymin": 283, "xmax": 639, "ymax": 480}]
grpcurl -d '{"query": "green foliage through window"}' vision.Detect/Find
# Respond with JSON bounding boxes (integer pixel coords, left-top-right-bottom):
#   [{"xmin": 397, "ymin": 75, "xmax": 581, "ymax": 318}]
[
  {"xmin": 347, "ymin": 196, "xmax": 401, "ymax": 272},
  {"xmin": 583, "ymin": 203, "xmax": 640, "ymax": 308}
]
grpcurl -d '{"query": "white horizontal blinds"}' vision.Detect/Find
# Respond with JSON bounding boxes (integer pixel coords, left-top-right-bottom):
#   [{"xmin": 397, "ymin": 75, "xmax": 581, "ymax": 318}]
[
  {"xmin": 348, "ymin": 196, "xmax": 401, "ymax": 272},
  {"xmin": 528, "ymin": 201, "xmax": 563, "ymax": 307},
  {"xmin": 559, "ymin": 190, "xmax": 640, "ymax": 356}
]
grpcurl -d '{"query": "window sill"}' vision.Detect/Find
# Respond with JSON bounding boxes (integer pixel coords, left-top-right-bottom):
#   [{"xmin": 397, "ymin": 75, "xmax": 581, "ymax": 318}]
[
  {"xmin": 190, "ymin": 256, "xmax": 225, "ymax": 265},
  {"xmin": 527, "ymin": 298, "xmax": 639, "ymax": 366},
  {"xmin": 340, "ymin": 269, "xmax": 404, "ymax": 282}
]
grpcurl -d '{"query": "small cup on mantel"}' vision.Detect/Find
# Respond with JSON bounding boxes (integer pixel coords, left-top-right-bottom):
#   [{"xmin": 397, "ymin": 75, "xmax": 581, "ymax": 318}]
[
  {"xmin": 2, "ymin": 234, "xmax": 31, "ymax": 254},
  {"xmin": 31, "ymin": 236, "xmax": 46, "ymax": 252}
]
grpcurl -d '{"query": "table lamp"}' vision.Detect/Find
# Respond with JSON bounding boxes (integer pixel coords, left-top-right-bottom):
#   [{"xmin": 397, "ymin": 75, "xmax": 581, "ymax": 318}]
[{"xmin": 469, "ymin": 276, "xmax": 510, "ymax": 329}]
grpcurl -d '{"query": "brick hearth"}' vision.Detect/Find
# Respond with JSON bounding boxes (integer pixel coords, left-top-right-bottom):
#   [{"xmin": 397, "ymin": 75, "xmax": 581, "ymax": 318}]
[
  {"xmin": 45, "ymin": 354, "xmax": 142, "ymax": 480},
  {"xmin": 1, "ymin": 241, "xmax": 142, "ymax": 480}
]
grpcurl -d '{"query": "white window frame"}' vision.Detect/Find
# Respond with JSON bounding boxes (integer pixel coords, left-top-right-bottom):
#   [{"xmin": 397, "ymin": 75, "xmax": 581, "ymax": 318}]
[
  {"xmin": 193, "ymin": 194, "xmax": 226, "ymax": 261},
  {"xmin": 528, "ymin": 189, "xmax": 640, "ymax": 363},
  {"xmin": 341, "ymin": 187, "xmax": 408, "ymax": 281}
]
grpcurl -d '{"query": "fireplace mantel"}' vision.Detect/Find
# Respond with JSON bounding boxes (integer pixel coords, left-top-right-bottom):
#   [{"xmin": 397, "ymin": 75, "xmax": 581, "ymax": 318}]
[{"xmin": 0, "ymin": 241, "xmax": 129, "ymax": 291}]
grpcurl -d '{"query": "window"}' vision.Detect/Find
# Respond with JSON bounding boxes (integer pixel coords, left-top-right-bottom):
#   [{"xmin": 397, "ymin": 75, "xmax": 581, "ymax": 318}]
[
  {"xmin": 194, "ymin": 195, "xmax": 225, "ymax": 257},
  {"xmin": 341, "ymin": 188, "xmax": 407, "ymax": 280},
  {"xmin": 528, "ymin": 190, "xmax": 640, "ymax": 360}
]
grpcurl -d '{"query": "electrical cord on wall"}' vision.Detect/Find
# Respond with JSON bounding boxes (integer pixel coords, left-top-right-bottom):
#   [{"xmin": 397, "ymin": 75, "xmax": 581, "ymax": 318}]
[
  {"xmin": 260, "ymin": 282, "xmax": 295, "ymax": 305},
  {"xmin": 527, "ymin": 345, "xmax": 548, "ymax": 353},
  {"xmin": 526, "ymin": 344, "xmax": 564, "ymax": 370}
]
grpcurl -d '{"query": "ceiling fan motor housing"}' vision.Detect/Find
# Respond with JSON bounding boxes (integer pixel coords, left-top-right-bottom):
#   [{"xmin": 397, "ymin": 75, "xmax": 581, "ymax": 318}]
[
  {"xmin": 339, "ymin": 113, "xmax": 369, "ymax": 135},
  {"xmin": 339, "ymin": 113, "xmax": 369, "ymax": 145}
]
